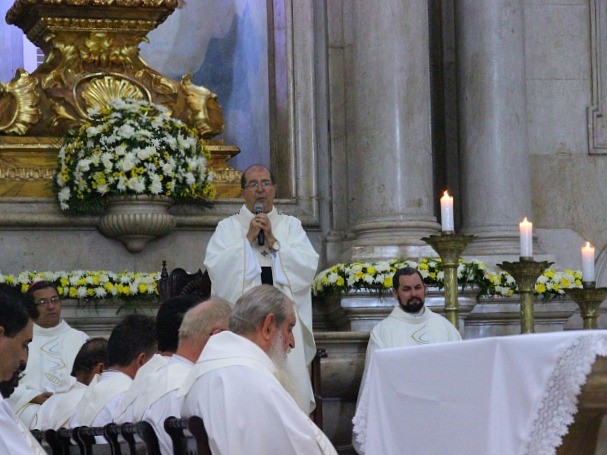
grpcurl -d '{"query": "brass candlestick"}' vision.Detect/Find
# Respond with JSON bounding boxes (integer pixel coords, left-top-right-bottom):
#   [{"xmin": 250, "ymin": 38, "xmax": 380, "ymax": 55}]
[
  {"xmin": 497, "ymin": 258, "xmax": 553, "ymax": 334},
  {"xmin": 565, "ymin": 282, "xmax": 607, "ymax": 330},
  {"xmin": 422, "ymin": 233, "xmax": 476, "ymax": 330}
]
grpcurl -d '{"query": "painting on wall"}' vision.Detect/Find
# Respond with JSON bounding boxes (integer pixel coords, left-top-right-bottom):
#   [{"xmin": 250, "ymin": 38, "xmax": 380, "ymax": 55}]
[{"xmin": 142, "ymin": 0, "xmax": 287, "ymax": 172}]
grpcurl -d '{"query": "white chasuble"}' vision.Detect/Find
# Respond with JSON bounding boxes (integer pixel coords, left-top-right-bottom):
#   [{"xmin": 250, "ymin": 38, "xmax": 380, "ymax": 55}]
[
  {"xmin": 8, "ymin": 320, "xmax": 88, "ymax": 424},
  {"xmin": 204, "ymin": 204, "xmax": 319, "ymax": 413},
  {"xmin": 133, "ymin": 355, "xmax": 193, "ymax": 455},
  {"xmin": 179, "ymin": 331, "xmax": 337, "ymax": 455},
  {"xmin": 0, "ymin": 397, "xmax": 45, "ymax": 455},
  {"xmin": 113, "ymin": 354, "xmax": 167, "ymax": 423},
  {"xmin": 30, "ymin": 376, "xmax": 88, "ymax": 430},
  {"xmin": 71, "ymin": 370, "xmax": 132, "ymax": 427}
]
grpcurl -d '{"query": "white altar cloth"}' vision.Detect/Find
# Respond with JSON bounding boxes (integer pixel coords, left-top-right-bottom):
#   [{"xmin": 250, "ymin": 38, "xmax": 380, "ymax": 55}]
[{"xmin": 353, "ymin": 331, "xmax": 607, "ymax": 455}]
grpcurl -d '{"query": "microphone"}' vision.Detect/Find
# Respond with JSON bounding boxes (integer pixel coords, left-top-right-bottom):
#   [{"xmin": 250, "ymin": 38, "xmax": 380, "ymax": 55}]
[{"xmin": 254, "ymin": 201, "xmax": 265, "ymax": 246}]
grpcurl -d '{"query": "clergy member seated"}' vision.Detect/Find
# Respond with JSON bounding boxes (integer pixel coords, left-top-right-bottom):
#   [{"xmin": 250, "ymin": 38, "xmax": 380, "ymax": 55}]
[
  {"xmin": 353, "ymin": 266, "xmax": 462, "ymax": 454},
  {"xmin": 179, "ymin": 285, "xmax": 337, "ymax": 455},
  {"xmin": 31, "ymin": 337, "xmax": 108, "ymax": 430},
  {"xmin": 120, "ymin": 297, "xmax": 231, "ymax": 455},
  {"xmin": 204, "ymin": 164, "xmax": 320, "ymax": 414},
  {"xmin": 71, "ymin": 314, "xmax": 157, "ymax": 427},
  {"xmin": 0, "ymin": 286, "xmax": 47, "ymax": 454},
  {"xmin": 113, "ymin": 294, "xmax": 228, "ymax": 425},
  {"xmin": 8, "ymin": 281, "xmax": 88, "ymax": 427}
]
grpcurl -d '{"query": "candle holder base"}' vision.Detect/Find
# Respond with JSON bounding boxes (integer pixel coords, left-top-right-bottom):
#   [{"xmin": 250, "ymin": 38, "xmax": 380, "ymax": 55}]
[
  {"xmin": 497, "ymin": 259, "xmax": 553, "ymax": 334},
  {"xmin": 422, "ymin": 233, "xmax": 476, "ymax": 331},
  {"xmin": 565, "ymin": 284, "xmax": 607, "ymax": 330}
]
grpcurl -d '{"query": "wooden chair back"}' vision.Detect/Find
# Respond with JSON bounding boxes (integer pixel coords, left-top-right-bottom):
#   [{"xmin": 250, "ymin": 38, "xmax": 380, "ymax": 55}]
[
  {"xmin": 164, "ymin": 416, "xmax": 198, "ymax": 455},
  {"xmin": 158, "ymin": 261, "xmax": 212, "ymax": 301}
]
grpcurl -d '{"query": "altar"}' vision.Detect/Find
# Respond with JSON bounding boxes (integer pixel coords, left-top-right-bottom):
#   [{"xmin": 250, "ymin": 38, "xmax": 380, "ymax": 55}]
[{"xmin": 353, "ymin": 331, "xmax": 607, "ymax": 455}]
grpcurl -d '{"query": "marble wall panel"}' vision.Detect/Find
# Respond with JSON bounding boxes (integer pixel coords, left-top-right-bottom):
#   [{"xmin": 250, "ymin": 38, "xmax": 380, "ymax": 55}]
[
  {"xmin": 526, "ymin": 79, "xmax": 590, "ymax": 155},
  {"xmin": 524, "ymin": 3, "xmax": 589, "ymax": 80}
]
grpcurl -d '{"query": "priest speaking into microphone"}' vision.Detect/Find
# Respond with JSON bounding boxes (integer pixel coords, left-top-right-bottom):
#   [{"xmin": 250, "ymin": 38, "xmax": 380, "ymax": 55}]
[{"xmin": 203, "ymin": 164, "xmax": 319, "ymax": 414}]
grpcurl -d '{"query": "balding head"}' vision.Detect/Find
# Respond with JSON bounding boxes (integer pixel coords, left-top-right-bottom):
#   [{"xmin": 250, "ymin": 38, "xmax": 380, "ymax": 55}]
[{"xmin": 177, "ymin": 298, "xmax": 231, "ymax": 362}]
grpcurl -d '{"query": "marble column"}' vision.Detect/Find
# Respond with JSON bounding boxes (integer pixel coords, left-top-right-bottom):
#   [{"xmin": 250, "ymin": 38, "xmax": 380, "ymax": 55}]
[
  {"xmin": 346, "ymin": 0, "xmax": 439, "ymax": 261},
  {"xmin": 456, "ymin": 0, "xmax": 533, "ymax": 255}
]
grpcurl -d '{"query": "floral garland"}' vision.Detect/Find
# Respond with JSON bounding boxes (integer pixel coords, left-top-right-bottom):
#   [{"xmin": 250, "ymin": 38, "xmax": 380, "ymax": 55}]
[
  {"xmin": 55, "ymin": 97, "xmax": 215, "ymax": 214},
  {"xmin": 313, "ymin": 258, "xmax": 583, "ymax": 299},
  {"xmin": 0, "ymin": 270, "xmax": 159, "ymax": 301}
]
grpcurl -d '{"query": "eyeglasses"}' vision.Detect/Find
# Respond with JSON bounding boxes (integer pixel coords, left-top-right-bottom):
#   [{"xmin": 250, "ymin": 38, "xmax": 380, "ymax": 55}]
[
  {"xmin": 244, "ymin": 180, "xmax": 274, "ymax": 190},
  {"xmin": 37, "ymin": 296, "xmax": 61, "ymax": 306}
]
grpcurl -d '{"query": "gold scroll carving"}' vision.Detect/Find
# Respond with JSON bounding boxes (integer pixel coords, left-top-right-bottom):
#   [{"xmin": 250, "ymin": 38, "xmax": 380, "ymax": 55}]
[{"xmin": 0, "ymin": 0, "xmax": 241, "ymax": 198}]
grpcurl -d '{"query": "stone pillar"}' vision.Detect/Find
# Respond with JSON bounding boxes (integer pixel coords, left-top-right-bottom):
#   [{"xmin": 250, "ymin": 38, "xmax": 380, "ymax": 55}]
[
  {"xmin": 456, "ymin": 0, "xmax": 533, "ymax": 255},
  {"xmin": 346, "ymin": 0, "xmax": 439, "ymax": 261}
]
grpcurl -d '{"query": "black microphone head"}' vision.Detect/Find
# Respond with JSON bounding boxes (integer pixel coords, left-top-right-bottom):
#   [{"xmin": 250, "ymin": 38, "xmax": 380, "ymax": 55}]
[{"xmin": 253, "ymin": 201, "xmax": 263, "ymax": 214}]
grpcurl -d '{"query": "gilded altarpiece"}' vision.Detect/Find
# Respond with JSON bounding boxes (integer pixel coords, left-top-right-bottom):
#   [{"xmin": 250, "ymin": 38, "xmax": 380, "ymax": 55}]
[{"xmin": 0, "ymin": 0, "xmax": 241, "ymax": 198}]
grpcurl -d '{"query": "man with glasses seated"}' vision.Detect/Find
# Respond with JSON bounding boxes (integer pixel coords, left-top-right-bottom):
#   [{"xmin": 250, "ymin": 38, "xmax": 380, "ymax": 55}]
[
  {"xmin": 7, "ymin": 281, "xmax": 88, "ymax": 427},
  {"xmin": 204, "ymin": 164, "xmax": 319, "ymax": 414}
]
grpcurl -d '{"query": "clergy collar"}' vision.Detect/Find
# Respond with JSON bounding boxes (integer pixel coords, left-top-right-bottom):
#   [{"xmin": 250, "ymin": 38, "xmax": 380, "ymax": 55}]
[
  {"xmin": 33, "ymin": 319, "xmax": 69, "ymax": 336},
  {"xmin": 390, "ymin": 305, "xmax": 430, "ymax": 323}
]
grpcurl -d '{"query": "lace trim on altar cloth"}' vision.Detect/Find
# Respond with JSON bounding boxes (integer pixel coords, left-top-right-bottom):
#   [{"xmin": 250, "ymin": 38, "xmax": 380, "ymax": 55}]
[{"xmin": 524, "ymin": 333, "xmax": 607, "ymax": 455}]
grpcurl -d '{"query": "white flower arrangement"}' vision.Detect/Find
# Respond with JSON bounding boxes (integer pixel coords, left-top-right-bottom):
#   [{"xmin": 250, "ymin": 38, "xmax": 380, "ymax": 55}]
[
  {"xmin": 0, "ymin": 270, "xmax": 159, "ymax": 301},
  {"xmin": 55, "ymin": 98, "xmax": 215, "ymax": 214},
  {"xmin": 313, "ymin": 258, "xmax": 583, "ymax": 299}
]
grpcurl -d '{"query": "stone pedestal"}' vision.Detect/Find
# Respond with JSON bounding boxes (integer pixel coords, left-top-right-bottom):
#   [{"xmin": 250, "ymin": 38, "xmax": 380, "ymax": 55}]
[
  {"xmin": 315, "ymin": 287, "xmax": 479, "ymax": 333},
  {"xmin": 62, "ymin": 299, "xmax": 159, "ymax": 337},
  {"xmin": 465, "ymin": 296, "xmax": 578, "ymax": 338}
]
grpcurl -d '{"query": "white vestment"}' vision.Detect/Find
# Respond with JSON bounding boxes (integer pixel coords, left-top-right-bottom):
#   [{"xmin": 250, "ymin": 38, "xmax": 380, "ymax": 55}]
[
  {"xmin": 71, "ymin": 370, "xmax": 132, "ymax": 427},
  {"xmin": 30, "ymin": 376, "xmax": 89, "ymax": 430},
  {"xmin": 8, "ymin": 320, "xmax": 88, "ymax": 425},
  {"xmin": 353, "ymin": 305, "xmax": 462, "ymax": 454},
  {"xmin": 204, "ymin": 204, "xmax": 319, "ymax": 413},
  {"xmin": 113, "ymin": 354, "xmax": 168, "ymax": 423},
  {"xmin": 124, "ymin": 355, "xmax": 194, "ymax": 455},
  {"xmin": 179, "ymin": 331, "xmax": 337, "ymax": 455},
  {"xmin": 0, "ymin": 397, "xmax": 45, "ymax": 455}
]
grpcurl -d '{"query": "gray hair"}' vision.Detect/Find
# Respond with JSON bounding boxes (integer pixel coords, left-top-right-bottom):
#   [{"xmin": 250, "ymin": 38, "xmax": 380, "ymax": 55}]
[
  {"xmin": 229, "ymin": 285, "xmax": 291, "ymax": 336},
  {"xmin": 178, "ymin": 298, "xmax": 232, "ymax": 343}
]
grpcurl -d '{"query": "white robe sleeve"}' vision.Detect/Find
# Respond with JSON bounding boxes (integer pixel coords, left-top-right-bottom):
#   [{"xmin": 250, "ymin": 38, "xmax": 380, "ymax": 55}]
[{"xmin": 204, "ymin": 218, "xmax": 252, "ymax": 303}]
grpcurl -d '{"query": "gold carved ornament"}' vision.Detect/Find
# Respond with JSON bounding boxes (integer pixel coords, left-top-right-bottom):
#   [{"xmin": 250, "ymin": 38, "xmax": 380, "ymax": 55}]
[{"xmin": 0, "ymin": 70, "xmax": 42, "ymax": 136}]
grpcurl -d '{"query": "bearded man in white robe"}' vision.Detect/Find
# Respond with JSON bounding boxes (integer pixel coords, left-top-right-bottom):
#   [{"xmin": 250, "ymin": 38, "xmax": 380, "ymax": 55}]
[
  {"xmin": 204, "ymin": 164, "xmax": 319, "ymax": 414},
  {"xmin": 31, "ymin": 337, "xmax": 107, "ymax": 430},
  {"xmin": 71, "ymin": 314, "xmax": 157, "ymax": 427},
  {"xmin": 117, "ymin": 298, "xmax": 230, "ymax": 455},
  {"xmin": 8, "ymin": 281, "xmax": 88, "ymax": 426},
  {"xmin": 353, "ymin": 266, "xmax": 461, "ymax": 453},
  {"xmin": 180, "ymin": 285, "xmax": 336, "ymax": 455},
  {"xmin": 0, "ymin": 286, "xmax": 46, "ymax": 454}
]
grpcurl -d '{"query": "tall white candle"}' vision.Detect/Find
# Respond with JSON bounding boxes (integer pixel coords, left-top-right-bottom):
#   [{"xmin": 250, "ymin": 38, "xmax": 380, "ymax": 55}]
[
  {"xmin": 440, "ymin": 190, "xmax": 454, "ymax": 232},
  {"xmin": 581, "ymin": 241, "xmax": 595, "ymax": 282},
  {"xmin": 519, "ymin": 217, "xmax": 533, "ymax": 257}
]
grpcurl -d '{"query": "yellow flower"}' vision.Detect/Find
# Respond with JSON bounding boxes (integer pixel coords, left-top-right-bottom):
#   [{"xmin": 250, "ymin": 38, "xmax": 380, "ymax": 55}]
[
  {"xmin": 367, "ymin": 266, "xmax": 376, "ymax": 275},
  {"xmin": 544, "ymin": 270, "xmax": 555, "ymax": 278},
  {"xmin": 418, "ymin": 263, "xmax": 429, "ymax": 270},
  {"xmin": 138, "ymin": 283, "xmax": 148, "ymax": 293},
  {"xmin": 69, "ymin": 287, "xmax": 78, "ymax": 298},
  {"xmin": 336, "ymin": 276, "xmax": 344, "ymax": 286},
  {"xmin": 535, "ymin": 283, "xmax": 547, "ymax": 294},
  {"xmin": 384, "ymin": 276, "xmax": 393, "ymax": 288}
]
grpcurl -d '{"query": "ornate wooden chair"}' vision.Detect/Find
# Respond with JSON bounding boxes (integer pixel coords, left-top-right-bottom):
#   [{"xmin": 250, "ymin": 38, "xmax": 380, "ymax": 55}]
[
  {"xmin": 310, "ymin": 347, "xmax": 328, "ymax": 429},
  {"xmin": 164, "ymin": 416, "xmax": 198, "ymax": 455},
  {"xmin": 187, "ymin": 416, "xmax": 211, "ymax": 455},
  {"xmin": 45, "ymin": 427, "xmax": 80, "ymax": 455},
  {"xmin": 103, "ymin": 421, "xmax": 160, "ymax": 455},
  {"xmin": 74, "ymin": 426, "xmax": 111, "ymax": 455},
  {"xmin": 157, "ymin": 261, "xmax": 212, "ymax": 301}
]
